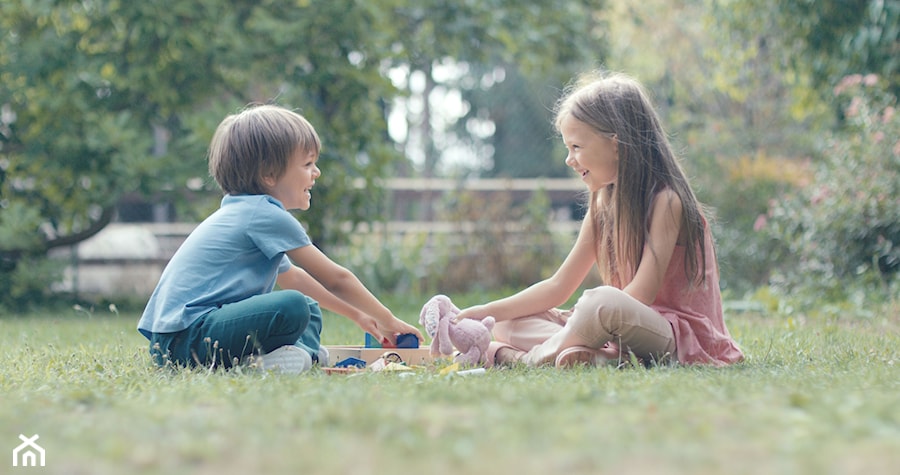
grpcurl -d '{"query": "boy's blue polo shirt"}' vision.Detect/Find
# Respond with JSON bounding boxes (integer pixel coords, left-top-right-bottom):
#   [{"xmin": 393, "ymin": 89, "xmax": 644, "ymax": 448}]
[{"xmin": 138, "ymin": 194, "xmax": 311, "ymax": 339}]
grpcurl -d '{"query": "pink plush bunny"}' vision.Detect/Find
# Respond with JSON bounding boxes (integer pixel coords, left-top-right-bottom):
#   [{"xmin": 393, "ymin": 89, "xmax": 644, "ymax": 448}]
[{"xmin": 419, "ymin": 294, "xmax": 495, "ymax": 366}]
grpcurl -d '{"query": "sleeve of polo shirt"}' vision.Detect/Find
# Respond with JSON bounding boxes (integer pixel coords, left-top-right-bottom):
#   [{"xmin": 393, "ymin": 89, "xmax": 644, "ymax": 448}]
[{"xmin": 247, "ymin": 201, "xmax": 312, "ymax": 259}]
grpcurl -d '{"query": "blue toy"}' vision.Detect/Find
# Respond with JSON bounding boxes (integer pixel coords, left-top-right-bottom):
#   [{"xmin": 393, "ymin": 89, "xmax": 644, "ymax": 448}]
[
  {"xmin": 395, "ymin": 333, "xmax": 419, "ymax": 348},
  {"xmin": 364, "ymin": 333, "xmax": 383, "ymax": 348},
  {"xmin": 366, "ymin": 332, "xmax": 419, "ymax": 349},
  {"xmin": 334, "ymin": 357, "xmax": 366, "ymax": 368}
]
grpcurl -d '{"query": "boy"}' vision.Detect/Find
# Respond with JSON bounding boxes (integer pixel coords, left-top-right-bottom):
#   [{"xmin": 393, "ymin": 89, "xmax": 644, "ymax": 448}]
[{"xmin": 139, "ymin": 104, "xmax": 422, "ymax": 373}]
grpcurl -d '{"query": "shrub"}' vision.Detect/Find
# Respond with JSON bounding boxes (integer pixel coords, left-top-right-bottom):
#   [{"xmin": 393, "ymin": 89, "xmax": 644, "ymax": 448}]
[
  {"xmin": 439, "ymin": 188, "xmax": 559, "ymax": 292},
  {"xmin": 0, "ymin": 253, "xmax": 64, "ymax": 313},
  {"xmin": 704, "ymin": 152, "xmax": 811, "ymax": 296},
  {"xmin": 332, "ymin": 188, "xmax": 565, "ymax": 295},
  {"xmin": 763, "ymin": 74, "xmax": 899, "ymax": 303},
  {"xmin": 334, "ymin": 228, "xmax": 431, "ymax": 296}
]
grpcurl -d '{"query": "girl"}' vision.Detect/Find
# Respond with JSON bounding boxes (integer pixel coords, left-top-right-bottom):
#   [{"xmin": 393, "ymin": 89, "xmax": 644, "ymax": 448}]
[
  {"xmin": 455, "ymin": 72, "xmax": 743, "ymax": 368},
  {"xmin": 139, "ymin": 104, "xmax": 422, "ymax": 373}
]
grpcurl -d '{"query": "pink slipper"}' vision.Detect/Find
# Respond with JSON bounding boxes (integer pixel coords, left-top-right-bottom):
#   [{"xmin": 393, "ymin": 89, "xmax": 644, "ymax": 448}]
[{"xmin": 555, "ymin": 346, "xmax": 607, "ymax": 369}]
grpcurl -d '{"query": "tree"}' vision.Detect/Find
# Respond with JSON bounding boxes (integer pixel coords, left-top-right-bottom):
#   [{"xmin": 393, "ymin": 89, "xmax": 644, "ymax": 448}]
[
  {"xmin": 0, "ymin": 0, "xmax": 610, "ymax": 308},
  {"xmin": 710, "ymin": 0, "xmax": 900, "ymax": 108},
  {"xmin": 0, "ymin": 0, "xmax": 401, "ymax": 307},
  {"xmin": 384, "ymin": 0, "xmax": 606, "ymax": 179},
  {"xmin": 455, "ymin": 65, "xmax": 583, "ymax": 179},
  {"xmin": 233, "ymin": 1, "xmax": 403, "ymax": 245},
  {"xmin": 784, "ymin": 0, "xmax": 898, "ymax": 98}
]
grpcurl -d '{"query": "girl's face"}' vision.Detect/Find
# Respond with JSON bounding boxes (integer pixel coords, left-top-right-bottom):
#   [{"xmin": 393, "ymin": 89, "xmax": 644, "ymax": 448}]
[
  {"xmin": 265, "ymin": 146, "xmax": 320, "ymax": 210},
  {"xmin": 560, "ymin": 114, "xmax": 618, "ymax": 192}
]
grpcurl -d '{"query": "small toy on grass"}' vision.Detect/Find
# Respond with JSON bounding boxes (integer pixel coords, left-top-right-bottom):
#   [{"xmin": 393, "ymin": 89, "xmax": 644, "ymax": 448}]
[
  {"xmin": 334, "ymin": 357, "xmax": 366, "ymax": 369},
  {"xmin": 439, "ymin": 363, "xmax": 487, "ymax": 377},
  {"xmin": 365, "ymin": 332, "xmax": 419, "ymax": 349},
  {"xmin": 394, "ymin": 333, "xmax": 419, "ymax": 348},
  {"xmin": 419, "ymin": 294, "xmax": 495, "ymax": 366}
]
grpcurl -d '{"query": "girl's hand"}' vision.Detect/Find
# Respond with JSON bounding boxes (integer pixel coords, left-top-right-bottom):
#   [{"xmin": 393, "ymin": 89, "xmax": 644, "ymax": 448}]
[{"xmin": 454, "ymin": 305, "xmax": 490, "ymax": 323}]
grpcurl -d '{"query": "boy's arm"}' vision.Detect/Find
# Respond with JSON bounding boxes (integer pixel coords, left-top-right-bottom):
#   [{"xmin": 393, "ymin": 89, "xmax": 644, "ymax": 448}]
[
  {"xmin": 277, "ymin": 266, "xmax": 365, "ymax": 321},
  {"xmin": 284, "ymin": 245, "xmax": 423, "ymax": 343}
]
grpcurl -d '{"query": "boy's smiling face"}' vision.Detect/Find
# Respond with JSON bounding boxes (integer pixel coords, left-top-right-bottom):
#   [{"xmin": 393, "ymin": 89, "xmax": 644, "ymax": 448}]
[{"xmin": 265, "ymin": 147, "xmax": 320, "ymax": 210}]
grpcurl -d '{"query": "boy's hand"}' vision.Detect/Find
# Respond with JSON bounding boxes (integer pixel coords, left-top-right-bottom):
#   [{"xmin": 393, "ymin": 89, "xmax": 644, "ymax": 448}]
[
  {"xmin": 351, "ymin": 314, "xmax": 387, "ymax": 343},
  {"xmin": 351, "ymin": 314, "xmax": 424, "ymax": 346},
  {"xmin": 378, "ymin": 318, "xmax": 424, "ymax": 347}
]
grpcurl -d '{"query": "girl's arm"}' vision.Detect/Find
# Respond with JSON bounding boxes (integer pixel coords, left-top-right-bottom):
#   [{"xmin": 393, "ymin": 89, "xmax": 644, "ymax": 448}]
[
  {"xmin": 456, "ymin": 214, "xmax": 597, "ymax": 322},
  {"xmin": 284, "ymin": 245, "xmax": 423, "ymax": 343},
  {"xmin": 623, "ymin": 188, "xmax": 683, "ymax": 306}
]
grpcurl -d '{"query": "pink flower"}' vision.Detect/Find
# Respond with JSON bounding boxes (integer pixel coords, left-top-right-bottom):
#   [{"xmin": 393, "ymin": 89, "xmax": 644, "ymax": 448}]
[
  {"xmin": 884, "ymin": 106, "xmax": 895, "ymax": 123},
  {"xmin": 846, "ymin": 96, "xmax": 862, "ymax": 117},
  {"xmin": 834, "ymin": 74, "xmax": 862, "ymax": 95},
  {"xmin": 753, "ymin": 214, "xmax": 767, "ymax": 232},
  {"xmin": 873, "ymin": 131, "xmax": 885, "ymax": 143},
  {"xmin": 811, "ymin": 187, "xmax": 830, "ymax": 205},
  {"xmin": 863, "ymin": 74, "xmax": 878, "ymax": 86}
]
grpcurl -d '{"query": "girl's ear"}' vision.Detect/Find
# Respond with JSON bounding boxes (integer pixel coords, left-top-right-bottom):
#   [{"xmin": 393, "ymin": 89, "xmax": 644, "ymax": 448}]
[{"xmin": 261, "ymin": 174, "xmax": 277, "ymax": 190}]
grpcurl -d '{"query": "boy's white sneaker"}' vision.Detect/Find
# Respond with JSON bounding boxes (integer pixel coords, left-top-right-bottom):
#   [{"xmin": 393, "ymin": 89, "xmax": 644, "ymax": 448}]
[
  {"xmin": 261, "ymin": 345, "xmax": 312, "ymax": 374},
  {"xmin": 316, "ymin": 346, "xmax": 329, "ymax": 366}
]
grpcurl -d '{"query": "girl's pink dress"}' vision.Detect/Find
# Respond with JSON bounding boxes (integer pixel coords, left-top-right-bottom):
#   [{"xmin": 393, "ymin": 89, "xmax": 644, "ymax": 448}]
[
  {"xmin": 493, "ymin": 226, "xmax": 744, "ymax": 367},
  {"xmin": 649, "ymin": 230, "xmax": 744, "ymax": 365}
]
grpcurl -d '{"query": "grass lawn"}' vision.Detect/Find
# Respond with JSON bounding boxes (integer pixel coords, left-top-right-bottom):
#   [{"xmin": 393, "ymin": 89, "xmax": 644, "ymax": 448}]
[{"xmin": 2, "ymin": 296, "xmax": 898, "ymax": 475}]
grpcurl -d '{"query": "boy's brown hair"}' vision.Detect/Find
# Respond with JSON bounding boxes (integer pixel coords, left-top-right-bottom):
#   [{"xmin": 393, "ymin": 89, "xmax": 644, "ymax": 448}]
[{"xmin": 208, "ymin": 104, "xmax": 321, "ymax": 195}]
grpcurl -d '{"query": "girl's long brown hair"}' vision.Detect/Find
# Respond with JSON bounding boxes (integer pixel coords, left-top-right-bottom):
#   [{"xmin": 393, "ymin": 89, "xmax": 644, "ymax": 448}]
[{"xmin": 555, "ymin": 71, "xmax": 708, "ymax": 288}]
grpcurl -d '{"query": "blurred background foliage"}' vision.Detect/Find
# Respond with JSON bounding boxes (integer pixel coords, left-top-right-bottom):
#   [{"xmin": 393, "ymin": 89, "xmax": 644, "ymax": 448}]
[{"xmin": 0, "ymin": 0, "xmax": 897, "ymax": 313}]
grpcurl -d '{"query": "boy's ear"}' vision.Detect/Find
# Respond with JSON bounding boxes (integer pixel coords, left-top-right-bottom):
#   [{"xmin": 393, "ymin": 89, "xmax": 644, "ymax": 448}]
[{"xmin": 261, "ymin": 174, "xmax": 277, "ymax": 190}]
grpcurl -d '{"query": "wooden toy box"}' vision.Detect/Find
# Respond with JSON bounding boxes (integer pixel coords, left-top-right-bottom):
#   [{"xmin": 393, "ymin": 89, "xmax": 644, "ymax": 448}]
[{"xmin": 324, "ymin": 345, "xmax": 436, "ymax": 367}]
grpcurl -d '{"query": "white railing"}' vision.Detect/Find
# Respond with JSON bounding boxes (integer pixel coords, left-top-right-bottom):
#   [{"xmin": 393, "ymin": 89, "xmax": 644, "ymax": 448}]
[{"xmin": 60, "ymin": 178, "xmax": 586, "ymax": 298}]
